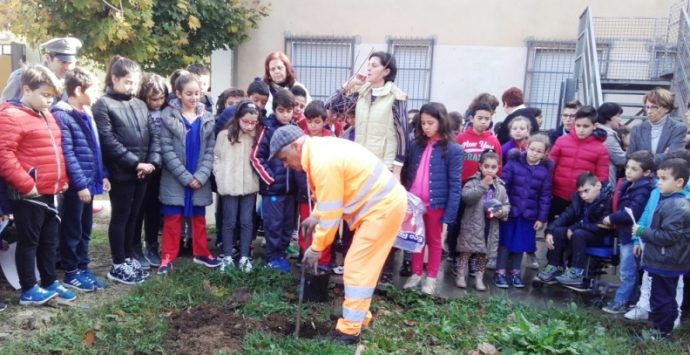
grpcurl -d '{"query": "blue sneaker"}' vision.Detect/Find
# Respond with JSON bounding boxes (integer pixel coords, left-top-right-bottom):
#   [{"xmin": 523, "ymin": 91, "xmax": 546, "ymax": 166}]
[
  {"xmin": 193, "ymin": 255, "xmax": 222, "ymax": 268},
  {"xmin": 64, "ymin": 270, "xmax": 95, "ymax": 293},
  {"xmin": 158, "ymin": 260, "xmax": 173, "ymax": 275},
  {"xmin": 19, "ymin": 285, "xmax": 58, "ymax": 306},
  {"xmin": 494, "ymin": 273, "xmax": 509, "ymax": 288},
  {"xmin": 44, "ymin": 281, "xmax": 77, "ymax": 302},
  {"xmin": 108, "ymin": 263, "xmax": 143, "ymax": 285},
  {"xmin": 81, "ymin": 269, "xmax": 108, "ymax": 289},
  {"xmin": 510, "ymin": 273, "xmax": 525, "ymax": 288},
  {"xmin": 267, "ymin": 257, "xmax": 291, "ymax": 273}
]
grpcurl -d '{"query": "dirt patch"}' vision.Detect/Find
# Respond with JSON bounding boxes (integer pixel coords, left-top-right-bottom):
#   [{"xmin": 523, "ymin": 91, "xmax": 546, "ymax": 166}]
[{"xmin": 164, "ymin": 302, "xmax": 332, "ymax": 354}]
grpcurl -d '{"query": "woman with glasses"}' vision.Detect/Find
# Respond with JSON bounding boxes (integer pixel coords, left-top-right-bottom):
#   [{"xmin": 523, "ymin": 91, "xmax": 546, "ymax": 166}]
[
  {"xmin": 628, "ymin": 88, "xmax": 686, "ymax": 165},
  {"xmin": 548, "ymin": 100, "xmax": 582, "ymax": 145}
]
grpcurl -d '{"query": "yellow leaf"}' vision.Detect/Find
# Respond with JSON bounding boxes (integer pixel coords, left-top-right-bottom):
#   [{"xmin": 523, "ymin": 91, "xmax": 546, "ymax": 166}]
[
  {"xmin": 188, "ymin": 15, "xmax": 200, "ymax": 30},
  {"xmin": 176, "ymin": 1, "xmax": 187, "ymax": 10}
]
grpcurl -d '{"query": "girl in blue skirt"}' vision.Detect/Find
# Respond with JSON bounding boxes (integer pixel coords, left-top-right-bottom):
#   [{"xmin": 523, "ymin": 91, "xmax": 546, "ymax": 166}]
[{"xmin": 496, "ymin": 134, "xmax": 552, "ymax": 288}]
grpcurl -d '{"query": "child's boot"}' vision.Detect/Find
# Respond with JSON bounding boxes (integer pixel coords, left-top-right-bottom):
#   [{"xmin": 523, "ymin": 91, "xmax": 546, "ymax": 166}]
[
  {"xmin": 475, "ymin": 271, "xmax": 486, "ymax": 291},
  {"xmin": 455, "ymin": 262, "xmax": 467, "ymax": 288}
]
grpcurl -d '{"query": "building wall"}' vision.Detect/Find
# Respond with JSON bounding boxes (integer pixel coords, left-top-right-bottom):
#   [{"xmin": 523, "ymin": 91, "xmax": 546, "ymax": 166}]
[{"xmin": 219, "ymin": 0, "xmax": 677, "ymax": 121}]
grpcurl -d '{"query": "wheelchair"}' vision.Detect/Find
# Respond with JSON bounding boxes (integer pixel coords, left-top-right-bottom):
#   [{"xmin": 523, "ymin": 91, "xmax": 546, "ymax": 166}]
[
  {"xmin": 532, "ymin": 233, "xmax": 620, "ymax": 307},
  {"xmin": 570, "ymin": 234, "xmax": 620, "ymax": 307}
]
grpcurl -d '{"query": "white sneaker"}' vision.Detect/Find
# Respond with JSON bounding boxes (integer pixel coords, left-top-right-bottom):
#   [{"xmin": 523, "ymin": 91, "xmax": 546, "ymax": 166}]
[
  {"xmin": 220, "ymin": 256, "xmax": 234, "ymax": 272},
  {"xmin": 332, "ymin": 266, "xmax": 344, "ymax": 275},
  {"xmin": 624, "ymin": 306, "xmax": 649, "ymax": 321},
  {"xmin": 403, "ymin": 274, "xmax": 423, "ymax": 289},
  {"xmin": 239, "ymin": 257, "xmax": 253, "ymax": 273},
  {"xmin": 421, "ymin": 277, "xmax": 437, "ymax": 295}
]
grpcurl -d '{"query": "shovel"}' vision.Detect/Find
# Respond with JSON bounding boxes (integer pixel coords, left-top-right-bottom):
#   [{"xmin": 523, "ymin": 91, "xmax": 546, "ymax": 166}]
[{"xmin": 295, "ymin": 263, "xmax": 306, "ymax": 338}]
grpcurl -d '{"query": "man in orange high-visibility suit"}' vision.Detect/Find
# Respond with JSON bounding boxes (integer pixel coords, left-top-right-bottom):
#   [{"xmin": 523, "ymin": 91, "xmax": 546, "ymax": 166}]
[{"xmin": 270, "ymin": 125, "xmax": 406, "ymax": 345}]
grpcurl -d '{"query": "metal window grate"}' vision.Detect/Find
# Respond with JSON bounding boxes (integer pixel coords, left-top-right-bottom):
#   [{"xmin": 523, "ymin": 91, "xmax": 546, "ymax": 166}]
[
  {"xmin": 388, "ymin": 38, "xmax": 434, "ymax": 110},
  {"xmin": 593, "ymin": 17, "xmax": 671, "ymax": 81},
  {"xmin": 285, "ymin": 36, "xmax": 356, "ymax": 102},
  {"xmin": 524, "ymin": 41, "xmax": 577, "ymax": 130}
]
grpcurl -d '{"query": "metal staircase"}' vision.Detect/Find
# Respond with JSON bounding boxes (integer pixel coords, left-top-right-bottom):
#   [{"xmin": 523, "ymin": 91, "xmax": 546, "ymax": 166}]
[{"xmin": 571, "ymin": 4, "xmax": 690, "ymax": 122}]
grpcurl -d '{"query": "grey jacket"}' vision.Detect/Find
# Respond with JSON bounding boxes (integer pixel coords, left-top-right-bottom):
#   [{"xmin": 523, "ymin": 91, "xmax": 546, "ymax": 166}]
[
  {"xmin": 627, "ymin": 116, "xmax": 686, "ymax": 165},
  {"xmin": 640, "ymin": 194, "xmax": 690, "ymax": 273},
  {"xmin": 1, "ymin": 68, "xmax": 23, "ymax": 102},
  {"xmin": 456, "ymin": 173, "xmax": 510, "ymax": 254},
  {"xmin": 159, "ymin": 102, "xmax": 215, "ymax": 207},
  {"xmin": 599, "ymin": 125, "xmax": 627, "ymax": 186}
]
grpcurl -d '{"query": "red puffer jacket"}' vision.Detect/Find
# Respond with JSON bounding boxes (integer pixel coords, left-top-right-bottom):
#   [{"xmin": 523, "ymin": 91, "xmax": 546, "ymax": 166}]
[
  {"xmin": 0, "ymin": 102, "xmax": 68, "ymax": 196},
  {"xmin": 550, "ymin": 128, "xmax": 609, "ymax": 201}
]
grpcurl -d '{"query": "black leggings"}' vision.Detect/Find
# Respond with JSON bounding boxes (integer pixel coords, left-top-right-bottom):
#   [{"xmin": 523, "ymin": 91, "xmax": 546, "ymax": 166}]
[{"xmin": 109, "ymin": 180, "xmax": 147, "ymax": 264}]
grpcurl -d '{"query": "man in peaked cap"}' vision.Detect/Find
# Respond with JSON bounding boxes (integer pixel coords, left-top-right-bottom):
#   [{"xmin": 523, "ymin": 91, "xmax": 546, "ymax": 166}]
[
  {"xmin": 270, "ymin": 125, "xmax": 407, "ymax": 345},
  {"xmin": 2, "ymin": 37, "xmax": 82, "ymax": 102}
]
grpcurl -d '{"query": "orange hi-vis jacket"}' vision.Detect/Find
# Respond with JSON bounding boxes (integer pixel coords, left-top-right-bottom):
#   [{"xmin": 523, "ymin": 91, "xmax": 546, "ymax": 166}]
[{"xmin": 301, "ymin": 136, "xmax": 403, "ymax": 252}]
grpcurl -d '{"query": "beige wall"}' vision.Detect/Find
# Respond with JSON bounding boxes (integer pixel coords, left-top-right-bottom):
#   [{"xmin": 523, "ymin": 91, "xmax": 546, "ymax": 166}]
[{"xmin": 235, "ymin": 0, "xmax": 676, "ymax": 88}]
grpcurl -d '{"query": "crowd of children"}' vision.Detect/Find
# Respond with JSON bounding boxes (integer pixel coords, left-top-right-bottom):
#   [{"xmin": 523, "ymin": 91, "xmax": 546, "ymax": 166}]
[{"xmin": 1, "ymin": 50, "xmax": 690, "ymax": 341}]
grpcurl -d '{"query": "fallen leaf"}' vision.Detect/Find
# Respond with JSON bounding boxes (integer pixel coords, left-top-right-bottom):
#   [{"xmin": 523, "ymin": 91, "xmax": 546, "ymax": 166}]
[
  {"xmin": 83, "ymin": 330, "xmax": 95, "ymax": 347},
  {"xmin": 477, "ymin": 342, "xmax": 498, "ymax": 355},
  {"xmin": 93, "ymin": 322, "xmax": 102, "ymax": 331},
  {"xmin": 466, "ymin": 351, "xmax": 480, "ymax": 355},
  {"xmin": 284, "ymin": 292, "xmax": 297, "ymax": 302},
  {"xmin": 403, "ymin": 319, "xmax": 416, "ymax": 327},
  {"xmin": 202, "ymin": 279, "xmax": 212, "ymax": 293},
  {"xmin": 116, "ymin": 310, "xmax": 126, "ymax": 319},
  {"xmin": 477, "ymin": 303, "xmax": 486, "ymax": 318}
]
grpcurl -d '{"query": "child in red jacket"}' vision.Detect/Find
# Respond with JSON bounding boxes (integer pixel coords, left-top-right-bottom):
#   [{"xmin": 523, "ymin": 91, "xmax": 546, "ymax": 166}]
[
  {"xmin": 549, "ymin": 106, "xmax": 609, "ymax": 220},
  {"xmin": 0, "ymin": 65, "xmax": 74, "ymax": 306},
  {"xmin": 456, "ymin": 102, "xmax": 503, "ymax": 182}
]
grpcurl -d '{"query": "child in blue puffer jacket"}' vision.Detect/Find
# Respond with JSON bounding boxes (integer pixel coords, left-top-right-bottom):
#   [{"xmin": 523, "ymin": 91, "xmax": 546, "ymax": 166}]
[
  {"xmin": 496, "ymin": 134, "xmax": 552, "ymax": 288},
  {"xmin": 402, "ymin": 102, "xmax": 462, "ymax": 295},
  {"xmin": 600, "ymin": 151, "xmax": 654, "ymax": 314}
]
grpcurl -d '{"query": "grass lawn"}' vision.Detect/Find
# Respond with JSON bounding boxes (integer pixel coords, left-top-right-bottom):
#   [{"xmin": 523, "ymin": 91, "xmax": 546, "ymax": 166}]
[{"xmin": 0, "ymin": 228, "xmax": 688, "ymax": 354}]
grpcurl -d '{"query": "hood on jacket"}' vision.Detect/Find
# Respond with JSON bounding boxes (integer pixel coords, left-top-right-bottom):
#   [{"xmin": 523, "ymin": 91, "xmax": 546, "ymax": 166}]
[
  {"xmin": 467, "ymin": 171, "xmax": 505, "ymax": 187},
  {"xmin": 507, "ymin": 149, "xmax": 553, "ymax": 170},
  {"xmin": 168, "ymin": 98, "xmax": 206, "ymax": 117},
  {"xmin": 568, "ymin": 126, "xmax": 607, "ymax": 143}
]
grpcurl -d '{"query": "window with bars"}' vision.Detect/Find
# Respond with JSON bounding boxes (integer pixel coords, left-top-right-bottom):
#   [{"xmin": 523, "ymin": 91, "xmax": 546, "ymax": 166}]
[
  {"xmin": 524, "ymin": 40, "xmax": 611, "ymax": 130},
  {"xmin": 524, "ymin": 41, "xmax": 577, "ymax": 130},
  {"xmin": 284, "ymin": 36, "xmax": 356, "ymax": 102},
  {"xmin": 388, "ymin": 38, "xmax": 434, "ymax": 110}
]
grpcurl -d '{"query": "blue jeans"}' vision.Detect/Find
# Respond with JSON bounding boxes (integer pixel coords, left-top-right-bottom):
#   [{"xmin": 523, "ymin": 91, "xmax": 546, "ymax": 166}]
[
  {"xmin": 261, "ymin": 194, "xmax": 296, "ymax": 261},
  {"xmin": 611, "ymin": 243, "xmax": 638, "ymax": 305},
  {"xmin": 60, "ymin": 189, "xmax": 93, "ymax": 272},
  {"xmin": 221, "ymin": 194, "xmax": 256, "ymax": 258}
]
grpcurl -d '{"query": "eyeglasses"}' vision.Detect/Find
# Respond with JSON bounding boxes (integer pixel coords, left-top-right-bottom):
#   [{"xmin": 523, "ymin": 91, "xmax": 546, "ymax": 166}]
[
  {"xmin": 561, "ymin": 113, "xmax": 577, "ymax": 118},
  {"xmin": 645, "ymin": 105, "xmax": 660, "ymax": 111},
  {"xmin": 240, "ymin": 119, "xmax": 258, "ymax": 126}
]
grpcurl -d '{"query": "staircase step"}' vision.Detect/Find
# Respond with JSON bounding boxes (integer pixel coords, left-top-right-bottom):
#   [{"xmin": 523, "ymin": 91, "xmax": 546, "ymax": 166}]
[{"xmin": 601, "ymin": 79, "xmax": 671, "ymax": 91}]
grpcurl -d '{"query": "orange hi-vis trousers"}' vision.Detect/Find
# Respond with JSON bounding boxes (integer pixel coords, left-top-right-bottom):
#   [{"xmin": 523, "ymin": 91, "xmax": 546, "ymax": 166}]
[{"xmin": 336, "ymin": 185, "xmax": 407, "ymax": 336}]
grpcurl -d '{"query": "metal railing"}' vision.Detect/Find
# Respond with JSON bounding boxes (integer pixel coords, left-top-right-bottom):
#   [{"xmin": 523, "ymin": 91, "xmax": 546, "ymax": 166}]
[
  {"xmin": 673, "ymin": 7, "xmax": 690, "ymax": 116},
  {"xmin": 574, "ymin": 6, "xmax": 603, "ymax": 108}
]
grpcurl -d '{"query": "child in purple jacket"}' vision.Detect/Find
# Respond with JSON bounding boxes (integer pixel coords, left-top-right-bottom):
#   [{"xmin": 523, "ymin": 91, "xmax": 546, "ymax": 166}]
[{"xmin": 496, "ymin": 134, "xmax": 552, "ymax": 288}]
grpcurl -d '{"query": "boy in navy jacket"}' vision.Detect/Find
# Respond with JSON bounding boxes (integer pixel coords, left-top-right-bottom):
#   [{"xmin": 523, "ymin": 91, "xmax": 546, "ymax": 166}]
[
  {"xmin": 601, "ymin": 151, "xmax": 654, "ymax": 313},
  {"xmin": 52, "ymin": 68, "xmax": 110, "ymax": 292},
  {"xmin": 633, "ymin": 158, "xmax": 690, "ymax": 339},
  {"xmin": 538, "ymin": 172, "xmax": 612, "ymax": 287},
  {"xmin": 250, "ymin": 89, "xmax": 297, "ymax": 272}
]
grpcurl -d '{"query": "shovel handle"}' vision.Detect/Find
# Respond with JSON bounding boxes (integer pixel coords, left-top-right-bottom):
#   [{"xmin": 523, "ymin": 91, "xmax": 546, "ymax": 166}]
[{"xmin": 295, "ymin": 263, "xmax": 306, "ymax": 338}]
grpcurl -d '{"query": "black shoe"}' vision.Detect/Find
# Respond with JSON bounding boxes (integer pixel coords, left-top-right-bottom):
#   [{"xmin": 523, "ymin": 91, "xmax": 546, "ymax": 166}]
[
  {"xmin": 399, "ymin": 260, "xmax": 412, "ymax": 277},
  {"xmin": 378, "ymin": 272, "xmax": 394, "ymax": 288},
  {"xmin": 331, "ymin": 330, "xmax": 360, "ymax": 345}
]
